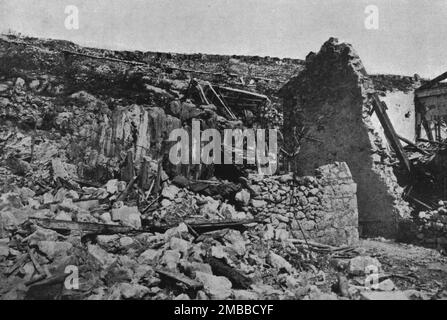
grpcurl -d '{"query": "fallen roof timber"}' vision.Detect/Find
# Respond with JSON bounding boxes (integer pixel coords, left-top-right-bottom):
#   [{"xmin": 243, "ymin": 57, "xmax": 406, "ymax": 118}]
[
  {"xmin": 371, "ymin": 93, "xmax": 412, "ymax": 174},
  {"xmin": 202, "ymin": 82, "xmax": 237, "ymax": 120},
  {"xmin": 220, "ymin": 95, "xmax": 267, "ymax": 102},
  {"xmin": 216, "ymin": 86, "xmax": 270, "ymax": 102}
]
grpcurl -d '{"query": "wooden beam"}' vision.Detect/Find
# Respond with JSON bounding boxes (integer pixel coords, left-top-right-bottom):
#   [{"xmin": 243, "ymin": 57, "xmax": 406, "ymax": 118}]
[
  {"xmin": 397, "ymin": 134, "xmax": 429, "ymax": 155},
  {"xmin": 29, "ymin": 218, "xmax": 134, "ymax": 234},
  {"xmin": 204, "ymin": 83, "xmax": 237, "ymax": 120},
  {"xmin": 216, "ymin": 86, "xmax": 270, "ymax": 101},
  {"xmin": 154, "ymin": 269, "xmax": 202, "ymax": 290},
  {"xmin": 371, "ymin": 93, "xmax": 411, "ymax": 173}
]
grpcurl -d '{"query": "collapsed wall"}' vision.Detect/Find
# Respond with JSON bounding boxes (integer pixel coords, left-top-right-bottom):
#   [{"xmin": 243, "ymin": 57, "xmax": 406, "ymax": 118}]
[
  {"xmin": 250, "ymin": 162, "xmax": 358, "ymax": 245},
  {"xmin": 280, "ymin": 38, "xmax": 411, "ymax": 238}
]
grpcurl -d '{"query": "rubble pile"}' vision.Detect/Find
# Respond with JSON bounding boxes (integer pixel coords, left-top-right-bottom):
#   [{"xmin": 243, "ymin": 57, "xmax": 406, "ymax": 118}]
[
  {"xmin": 0, "ymin": 167, "xmax": 361, "ymax": 300},
  {"xmin": 0, "ymin": 33, "xmax": 355, "ymax": 301},
  {"xmin": 2, "ymin": 33, "xmax": 447, "ymax": 300},
  {"xmin": 415, "ymin": 201, "xmax": 447, "ymax": 249},
  {"xmin": 0, "ymin": 170, "xmax": 430, "ymax": 301}
]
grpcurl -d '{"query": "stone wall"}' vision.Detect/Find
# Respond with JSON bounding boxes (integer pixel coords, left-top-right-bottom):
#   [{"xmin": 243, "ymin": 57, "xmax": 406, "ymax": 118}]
[
  {"xmin": 279, "ymin": 38, "xmax": 411, "ymax": 238},
  {"xmin": 410, "ymin": 204, "xmax": 447, "ymax": 250},
  {"xmin": 249, "ymin": 162, "xmax": 358, "ymax": 246}
]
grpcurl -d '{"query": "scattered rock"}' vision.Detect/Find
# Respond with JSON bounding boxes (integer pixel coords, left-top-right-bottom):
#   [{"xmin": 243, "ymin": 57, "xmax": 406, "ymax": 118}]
[
  {"xmin": 348, "ymin": 256, "xmax": 381, "ymax": 276},
  {"xmin": 111, "ymin": 206, "xmax": 141, "ymax": 229},
  {"xmin": 97, "ymin": 234, "xmax": 119, "ymax": 249},
  {"xmin": 0, "ymin": 211, "xmax": 19, "ymax": 236},
  {"xmin": 169, "ymin": 237, "xmax": 190, "ymax": 257},
  {"xmin": 235, "ymin": 189, "xmax": 250, "ymax": 206},
  {"xmin": 360, "ymin": 291, "xmax": 408, "ymax": 300},
  {"xmin": 251, "ymin": 199, "xmax": 266, "ymax": 208},
  {"xmin": 106, "ymin": 179, "xmax": 120, "ymax": 194},
  {"xmin": 55, "ymin": 211, "xmax": 72, "ymax": 221},
  {"xmin": 200, "ymin": 198, "xmax": 220, "ymax": 217},
  {"xmin": 36, "ymin": 241, "xmax": 72, "ymax": 260},
  {"xmin": 162, "ymin": 185, "xmax": 180, "ymax": 200},
  {"xmin": 119, "ymin": 236, "xmax": 134, "ymax": 248},
  {"xmin": 15, "ymin": 78, "xmax": 25, "ymax": 88},
  {"xmin": 233, "ymin": 290, "xmax": 258, "ymax": 300},
  {"xmin": 0, "ymin": 238, "xmax": 9, "ymax": 257},
  {"xmin": 0, "ymin": 84, "xmax": 9, "ymax": 92},
  {"xmin": 29, "ymin": 79, "xmax": 40, "ymax": 90},
  {"xmin": 183, "ymin": 261, "xmax": 213, "ymax": 277},
  {"xmin": 161, "ymin": 250, "xmax": 181, "ymax": 270},
  {"xmin": 223, "ymin": 230, "xmax": 246, "ymax": 256},
  {"xmin": 306, "ymin": 286, "xmax": 338, "ymax": 300},
  {"xmin": 268, "ymin": 251, "xmax": 293, "ymax": 273},
  {"xmin": 195, "ymin": 272, "xmax": 232, "ymax": 300},
  {"xmin": 88, "ymin": 244, "xmax": 116, "ymax": 268},
  {"xmin": 119, "ymin": 283, "xmax": 150, "ymax": 299},
  {"xmin": 139, "ymin": 248, "xmax": 161, "ymax": 265},
  {"xmin": 25, "ymin": 228, "xmax": 60, "ymax": 244},
  {"xmin": 378, "ymin": 279, "xmax": 396, "ymax": 291}
]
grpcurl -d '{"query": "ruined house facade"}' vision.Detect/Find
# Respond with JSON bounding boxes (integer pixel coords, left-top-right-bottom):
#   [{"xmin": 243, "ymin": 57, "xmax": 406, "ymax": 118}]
[{"xmin": 280, "ymin": 38, "xmax": 411, "ymax": 238}]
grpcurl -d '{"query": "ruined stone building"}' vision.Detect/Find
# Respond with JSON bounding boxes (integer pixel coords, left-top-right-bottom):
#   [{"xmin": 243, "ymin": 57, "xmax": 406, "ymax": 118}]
[
  {"xmin": 3, "ymin": 32, "xmax": 447, "ymax": 300},
  {"xmin": 279, "ymin": 38, "xmax": 411, "ymax": 238}
]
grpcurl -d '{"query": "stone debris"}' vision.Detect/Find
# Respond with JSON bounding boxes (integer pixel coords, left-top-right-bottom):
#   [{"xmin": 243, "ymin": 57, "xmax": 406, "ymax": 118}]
[
  {"xmin": 195, "ymin": 272, "xmax": 233, "ymax": 300},
  {"xmin": 348, "ymin": 256, "xmax": 382, "ymax": 276},
  {"xmin": 0, "ymin": 34, "xmax": 446, "ymax": 301},
  {"xmin": 111, "ymin": 206, "xmax": 141, "ymax": 229},
  {"xmin": 360, "ymin": 291, "xmax": 409, "ymax": 300},
  {"xmin": 268, "ymin": 252, "xmax": 294, "ymax": 274},
  {"xmin": 377, "ymin": 279, "xmax": 396, "ymax": 291}
]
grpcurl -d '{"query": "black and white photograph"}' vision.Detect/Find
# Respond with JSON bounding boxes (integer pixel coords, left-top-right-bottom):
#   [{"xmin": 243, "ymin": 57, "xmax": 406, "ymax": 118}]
[{"xmin": 0, "ymin": 0, "xmax": 447, "ymax": 306}]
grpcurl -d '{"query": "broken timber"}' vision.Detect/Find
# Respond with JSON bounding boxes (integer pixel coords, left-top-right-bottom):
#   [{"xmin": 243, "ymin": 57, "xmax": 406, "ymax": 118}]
[
  {"xmin": 203, "ymin": 82, "xmax": 237, "ymax": 120},
  {"xmin": 29, "ymin": 218, "xmax": 134, "ymax": 234},
  {"xmin": 154, "ymin": 268, "xmax": 202, "ymax": 290},
  {"xmin": 29, "ymin": 217, "xmax": 262, "ymax": 235},
  {"xmin": 145, "ymin": 218, "xmax": 263, "ymax": 234},
  {"xmin": 397, "ymin": 134, "xmax": 429, "ymax": 155},
  {"xmin": 371, "ymin": 93, "xmax": 411, "ymax": 174}
]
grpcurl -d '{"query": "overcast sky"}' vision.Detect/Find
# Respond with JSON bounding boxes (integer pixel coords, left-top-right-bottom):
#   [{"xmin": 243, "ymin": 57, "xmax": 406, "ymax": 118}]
[{"xmin": 1, "ymin": 0, "xmax": 446, "ymax": 78}]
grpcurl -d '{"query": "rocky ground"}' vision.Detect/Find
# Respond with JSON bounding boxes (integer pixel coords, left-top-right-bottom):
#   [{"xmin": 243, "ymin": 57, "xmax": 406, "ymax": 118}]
[{"xmin": 1, "ymin": 33, "xmax": 447, "ymax": 300}]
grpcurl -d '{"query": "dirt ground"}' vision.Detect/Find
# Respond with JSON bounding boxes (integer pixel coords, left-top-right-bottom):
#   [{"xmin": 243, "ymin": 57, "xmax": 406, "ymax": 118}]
[{"xmin": 356, "ymin": 238, "xmax": 447, "ymax": 299}]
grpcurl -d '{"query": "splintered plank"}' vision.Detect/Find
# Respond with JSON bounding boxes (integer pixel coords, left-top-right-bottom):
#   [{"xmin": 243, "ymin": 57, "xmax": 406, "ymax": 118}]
[
  {"xmin": 143, "ymin": 218, "xmax": 263, "ymax": 234},
  {"xmin": 30, "ymin": 217, "xmax": 263, "ymax": 236},
  {"xmin": 204, "ymin": 82, "xmax": 237, "ymax": 120},
  {"xmin": 371, "ymin": 93, "xmax": 411, "ymax": 174},
  {"xmin": 29, "ymin": 218, "xmax": 133, "ymax": 234},
  {"xmin": 154, "ymin": 268, "xmax": 202, "ymax": 290}
]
